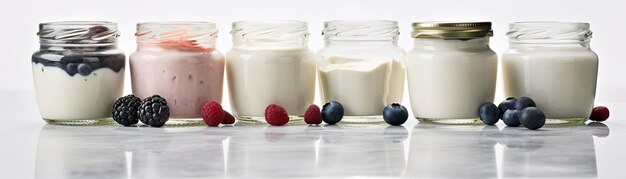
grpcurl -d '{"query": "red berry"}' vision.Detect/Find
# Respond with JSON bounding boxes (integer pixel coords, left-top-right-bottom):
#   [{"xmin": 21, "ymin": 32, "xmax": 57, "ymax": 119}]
[
  {"xmin": 590, "ymin": 106, "xmax": 609, "ymax": 122},
  {"xmin": 222, "ymin": 111, "xmax": 236, "ymax": 124},
  {"xmin": 202, "ymin": 101, "xmax": 224, "ymax": 127},
  {"xmin": 304, "ymin": 104, "xmax": 322, "ymax": 124},
  {"xmin": 264, "ymin": 104, "xmax": 289, "ymax": 126}
]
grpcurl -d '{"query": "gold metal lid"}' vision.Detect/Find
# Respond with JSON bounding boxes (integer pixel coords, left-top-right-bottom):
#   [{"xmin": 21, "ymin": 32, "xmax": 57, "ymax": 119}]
[{"xmin": 411, "ymin": 22, "xmax": 493, "ymax": 39}]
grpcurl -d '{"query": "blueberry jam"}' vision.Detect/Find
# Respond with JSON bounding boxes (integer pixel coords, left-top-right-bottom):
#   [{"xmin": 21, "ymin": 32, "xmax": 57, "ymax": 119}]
[{"xmin": 32, "ymin": 50, "xmax": 125, "ymax": 76}]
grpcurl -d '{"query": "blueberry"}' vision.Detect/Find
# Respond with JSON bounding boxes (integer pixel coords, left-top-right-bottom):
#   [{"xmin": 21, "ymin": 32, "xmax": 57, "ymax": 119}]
[
  {"xmin": 520, "ymin": 107, "xmax": 546, "ymax": 130},
  {"xmin": 383, "ymin": 103, "xmax": 409, "ymax": 126},
  {"xmin": 479, "ymin": 102, "xmax": 499, "ymax": 125},
  {"xmin": 498, "ymin": 97, "xmax": 517, "ymax": 119},
  {"xmin": 322, "ymin": 101, "xmax": 344, "ymax": 125},
  {"xmin": 66, "ymin": 63, "xmax": 78, "ymax": 75},
  {"xmin": 502, "ymin": 109, "xmax": 521, "ymax": 127},
  {"xmin": 77, "ymin": 63, "xmax": 93, "ymax": 76},
  {"xmin": 514, "ymin": 97, "xmax": 536, "ymax": 110}
]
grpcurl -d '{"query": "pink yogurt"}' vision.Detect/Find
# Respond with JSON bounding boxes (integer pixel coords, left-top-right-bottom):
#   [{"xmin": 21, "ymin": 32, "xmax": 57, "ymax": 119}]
[{"xmin": 130, "ymin": 47, "xmax": 224, "ymax": 118}]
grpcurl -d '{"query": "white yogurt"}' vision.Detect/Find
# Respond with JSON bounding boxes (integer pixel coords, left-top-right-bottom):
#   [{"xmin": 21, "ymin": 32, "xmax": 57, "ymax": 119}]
[
  {"xmin": 503, "ymin": 47, "xmax": 598, "ymax": 120},
  {"xmin": 502, "ymin": 22, "xmax": 598, "ymax": 123},
  {"xmin": 318, "ymin": 56, "xmax": 404, "ymax": 116},
  {"xmin": 226, "ymin": 48, "xmax": 316, "ymax": 117},
  {"xmin": 406, "ymin": 38, "xmax": 497, "ymax": 121},
  {"xmin": 32, "ymin": 63, "xmax": 124, "ymax": 120}
]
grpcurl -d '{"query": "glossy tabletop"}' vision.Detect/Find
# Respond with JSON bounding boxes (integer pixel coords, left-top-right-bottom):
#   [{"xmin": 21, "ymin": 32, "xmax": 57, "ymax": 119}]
[{"xmin": 2, "ymin": 90, "xmax": 625, "ymax": 179}]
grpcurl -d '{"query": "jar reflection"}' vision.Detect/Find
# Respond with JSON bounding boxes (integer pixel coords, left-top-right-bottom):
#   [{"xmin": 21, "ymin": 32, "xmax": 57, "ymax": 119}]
[
  {"xmin": 317, "ymin": 125, "xmax": 408, "ymax": 177},
  {"xmin": 499, "ymin": 123, "xmax": 602, "ymax": 177},
  {"xmin": 406, "ymin": 124, "xmax": 498, "ymax": 177},
  {"xmin": 125, "ymin": 127, "xmax": 229, "ymax": 178},
  {"xmin": 226, "ymin": 126, "xmax": 318, "ymax": 177},
  {"xmin": 35, "ymin": 125, "xmax": 126, "ymax": 178},
  {"xmin": 35, "ymin": 126, "xmax": 230, "ymax": 178}
]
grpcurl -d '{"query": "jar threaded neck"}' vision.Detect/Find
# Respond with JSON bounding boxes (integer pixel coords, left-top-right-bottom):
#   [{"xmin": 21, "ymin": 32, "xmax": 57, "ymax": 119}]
[
  {"xmin": 322, "ymin": 20, "xmax": 399, "ymax": 41},
  {"xmin": 135, "ymin": 22, "xmax": 218, "ymax": 51},
  {"xmin": 37, "ymin": 21, "xmax": 119, "ymax": 46},
  {"xmin": 231, "ymin": 20, "xmax": 309, "ymax": 49},
  {"xmin": 507, "ymin": 21, "xmax": 592, "ymax": 44}
]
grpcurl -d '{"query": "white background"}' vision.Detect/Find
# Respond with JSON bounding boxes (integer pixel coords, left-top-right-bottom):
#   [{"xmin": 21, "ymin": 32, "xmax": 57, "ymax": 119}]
[
  {"xmin": 1, "ymin": 1, "xmax": 626, "ymax": 178},
  {"xmin": 1, "ymin": 0, "xmax": 626, "ymax": 115}
]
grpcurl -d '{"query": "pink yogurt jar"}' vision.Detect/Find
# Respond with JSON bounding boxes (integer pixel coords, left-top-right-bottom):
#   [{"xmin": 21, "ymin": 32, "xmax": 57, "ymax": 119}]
[{"xmin": 130, "ymin": 22, "xmax": 225, "ymax": 124}]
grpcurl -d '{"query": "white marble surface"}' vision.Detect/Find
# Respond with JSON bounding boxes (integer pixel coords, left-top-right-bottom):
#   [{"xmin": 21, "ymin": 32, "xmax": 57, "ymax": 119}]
[{"xmin": 2, "ymin": 90, "xmax": 626, "ymax": 178}]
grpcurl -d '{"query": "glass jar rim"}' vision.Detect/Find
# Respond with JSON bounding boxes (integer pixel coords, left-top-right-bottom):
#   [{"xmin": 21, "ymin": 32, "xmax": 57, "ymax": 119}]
[
  {"xmin": 232, "ymin": 20, "xmax": 307, "ymax": 27},
  {"xmin": 323, "ymin": 20, "xmax": 399, "ymax": 41},
  {"xmin": 510, "ymin": 21, "xmax": 590, "ymax": 28},
  {"xmin": 507, "ymin": 21, "xmax": 592, "ymax": 43},
  {"xmin": 40, "ymin": 21, "xmax": 116, "ymax": 27},
  {"xmin": 135, "ymin": 21, "xmax": 218, "ymax": 51},
  {"xmin": 38, "ymin": 21, "xmax": 119, "ymax": 46},
  {"xmin": 137, "ymin": 21, "xmax": 217, "ymax": 28},
  {"xmin": 230, "ymin": 20, "xmax": 309, "ymax": 49},
  {"xmin": 324, "ymin": 20, "xmax": 397, "ymax": 26}
]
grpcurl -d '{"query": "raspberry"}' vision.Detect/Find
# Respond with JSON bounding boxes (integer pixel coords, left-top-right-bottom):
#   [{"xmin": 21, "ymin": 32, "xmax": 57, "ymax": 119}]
[
  {"xmin": 264, "ymin": 104, "xmax": 289, "ymax": 126},
  {"xmin": 222, "ymin": 111, "xmax": 236, "ymax": 124},
  {"xmin": 202, "ymin": 101, "xmax": 224, "ymax": 127},
  {"xmin": 304, "ymin": 104, "xmax": 322, "ymax": 125},
  {"xmin": 590, "ymin": 106, "xmax": 609, "ymax": 122}
]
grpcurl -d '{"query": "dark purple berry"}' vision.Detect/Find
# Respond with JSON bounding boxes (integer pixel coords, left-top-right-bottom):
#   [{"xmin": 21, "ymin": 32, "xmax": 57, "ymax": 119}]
[
  {"xmin": 77, "ymin": 63, "xmax": 92, "ymax": 76},
  {"xmin": 498, "ymin": 97, "xmax": 517, "ymax": 119},
  {"xmin": 322, "ymin": 101, "xmax": 344, "ymax": 125},
  {"xmin": 514, "ymin": 97, "xmax": 536, "ymax": 110},
  {"xmin": 383, "ymin": 103, "xmax": 409, "ymax": 126},
  {"xmin": 520, "ymin": 107, "xmax": 546, "ymax": 130},
  {"xmin": 112, "ymin": 95, "xmax": 141, "ymax": 126},
  {"xmin": 479, "ymin": 102, "xmax": 499, "ymax": 125},
  {"xmin": 503, "ymin": 109, "xmax": 521, "ymax": 127},
  {"xmin": 66, "ymin": 63, "xmax": 78, "ymax": 75},
  {"xmin": 138, "ymin": 95, "xmax": 169, "ymax": 127}
]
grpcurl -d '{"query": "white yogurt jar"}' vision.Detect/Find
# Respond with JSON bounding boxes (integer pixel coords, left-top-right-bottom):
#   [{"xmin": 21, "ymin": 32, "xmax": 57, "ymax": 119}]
[
  {"xmin": 406, "ymin": 22, "xmax": 497, "ymax": 124},
  {"xmin": 226, "ymin": 21, "xmax": 315, "ymax": 121},
  {"xmin": 502, "ymin": 22, "xmax": 598, "ymax": 124},
  {"xmin": 316, "ymin": 20, "xmax": 405, "ymax": 123},
  {"xmin": 31, "ymin": 21, "xmax": 125, "ymax": 125}
]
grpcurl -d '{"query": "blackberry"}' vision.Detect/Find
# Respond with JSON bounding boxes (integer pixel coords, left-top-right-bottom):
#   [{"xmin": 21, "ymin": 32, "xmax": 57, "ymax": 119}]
[
  {"xmin": 139, "ymin": 95, "xmax": 170, "ymax": 127},
  {"xmin": 112, "ymin": 95, "xmax": 141, "ymax": 126}
]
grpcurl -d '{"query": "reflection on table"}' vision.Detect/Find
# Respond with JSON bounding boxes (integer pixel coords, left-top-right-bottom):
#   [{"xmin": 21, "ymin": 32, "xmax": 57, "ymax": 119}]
[{"xmin": 34, "ymin": 122, "xmax": 608, "ymax": 178}]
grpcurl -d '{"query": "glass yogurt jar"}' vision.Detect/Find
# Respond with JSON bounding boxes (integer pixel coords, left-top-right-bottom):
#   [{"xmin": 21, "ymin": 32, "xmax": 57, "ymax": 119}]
[
  {"xmin": 502, "ymin": 22, "xmax": 598, "ymax": 124},
  {"xmin": 226, "ymin": 21, "xmax": 315, "ymax": 122},
  {"xmin": 406, "ymin": 22, "xmax": 497, "ymax": 124},
  {"xmin": 316, "ymin": 20, "xmax": 405, "ymax": 123},
  {"xmin": 32, "ymin": 21, "xmax": 125, "ymax": 125},
  {"xmin": 130, "ymin": 22, "xmax": 225, "ymax": 125}
]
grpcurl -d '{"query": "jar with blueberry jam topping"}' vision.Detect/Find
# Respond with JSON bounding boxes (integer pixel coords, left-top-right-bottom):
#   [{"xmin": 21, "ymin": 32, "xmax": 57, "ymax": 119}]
[{"xmin": 31, "ymin": 21, "xmax": 125, "ymax": 125}]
